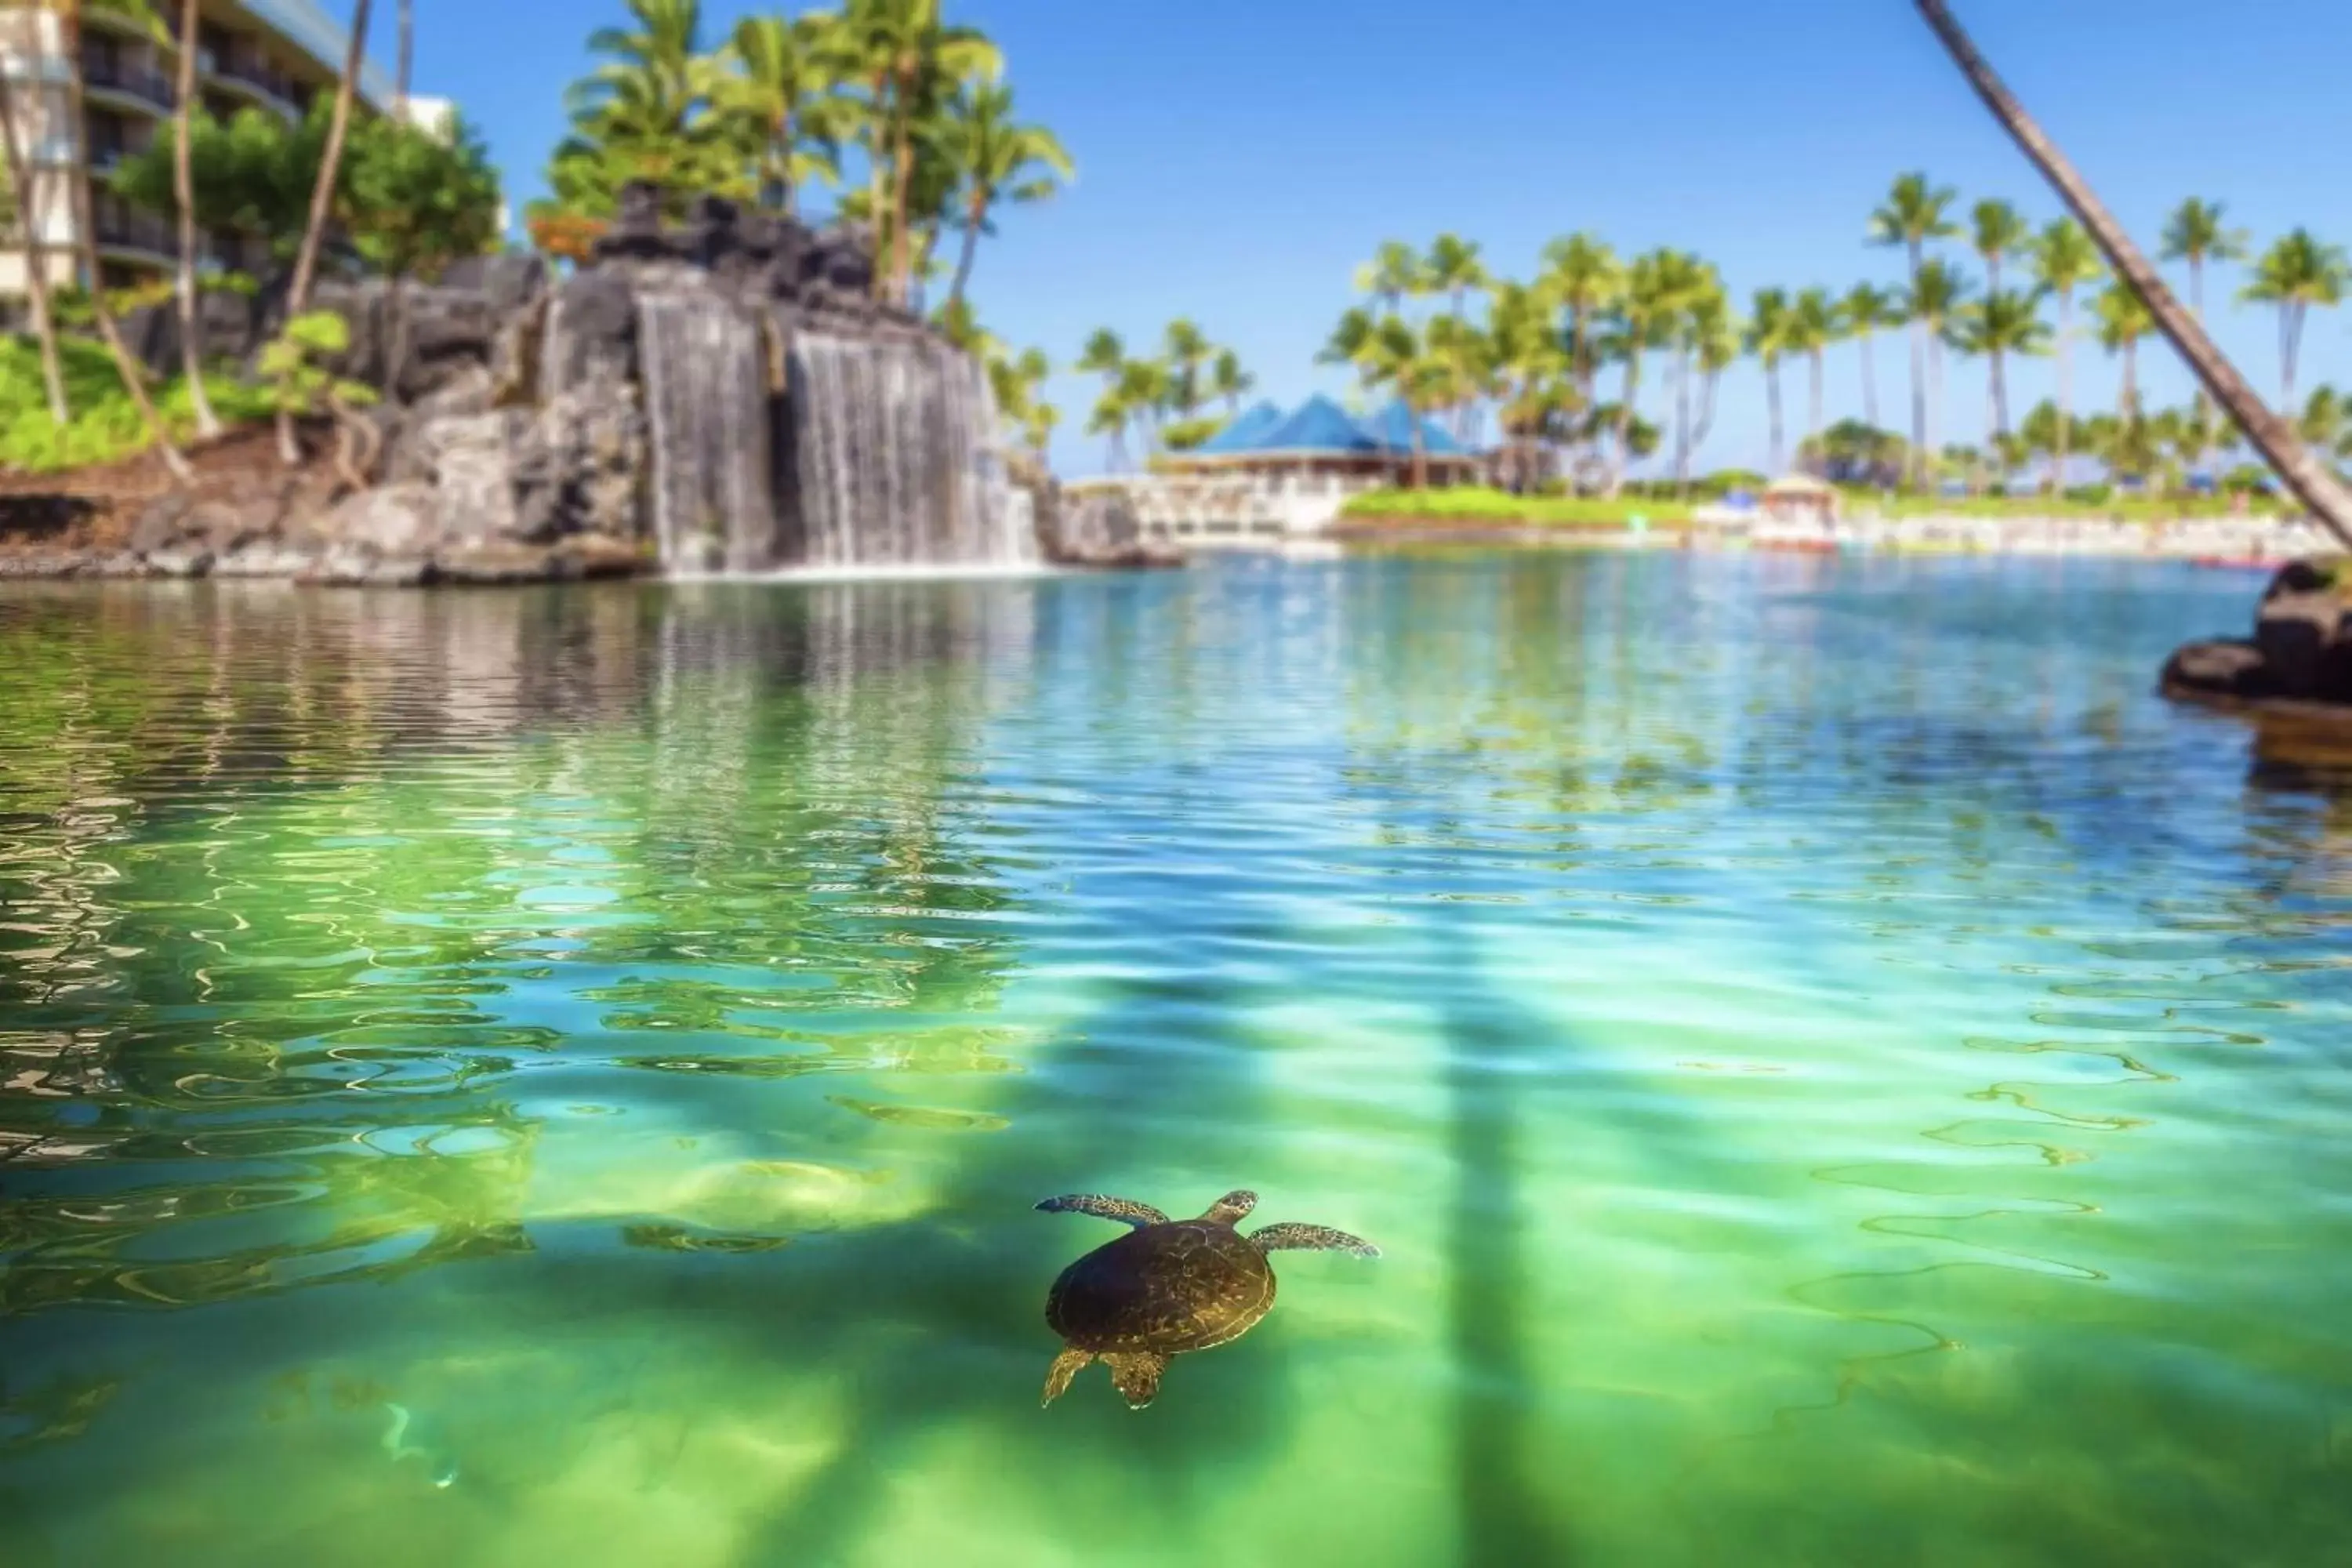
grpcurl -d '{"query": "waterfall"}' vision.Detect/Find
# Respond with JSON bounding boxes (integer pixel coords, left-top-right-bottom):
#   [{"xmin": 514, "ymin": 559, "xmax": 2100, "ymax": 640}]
[
  {"xmin": 539, "ymin": 292, "xmax": 567, "ymax": 401},
  {"xmin": 784, "ymin": 330, "xmax": 1032, "ymax": 570},
  {"xmin": 636, "ymin": 292, "xmax": 777, "ymax": 574}
]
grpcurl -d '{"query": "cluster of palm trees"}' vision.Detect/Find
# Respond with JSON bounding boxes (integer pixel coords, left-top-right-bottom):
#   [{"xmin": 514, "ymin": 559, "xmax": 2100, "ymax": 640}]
[
  {"xmin": 532, "ymin": 0, "xmax": 1073, "ymax": 318},
  {"xmin": 1298, "ymin": 191, "xmax": 2348, "ymax": 498},
  {"xmin": 1074, "ymin": 321, "xmax": 1254, "ymax": 470}
]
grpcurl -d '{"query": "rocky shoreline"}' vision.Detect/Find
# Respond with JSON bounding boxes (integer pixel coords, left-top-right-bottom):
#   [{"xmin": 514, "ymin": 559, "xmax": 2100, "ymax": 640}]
[
  {"xmin": 0, "ymin": 186, "xmax": 1168, "ymax": 586},
  {"xmin": 2161, "ymin": 558, "xmax": 2352, "ymax": 718}
]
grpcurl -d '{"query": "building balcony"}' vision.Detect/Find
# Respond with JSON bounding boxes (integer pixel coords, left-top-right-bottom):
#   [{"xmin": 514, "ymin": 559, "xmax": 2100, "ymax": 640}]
[
  {"xmin": 203, "ymin": 52, "xmax": 303, "ymax": 117},
  {"xmin": 82, "ymin": 55, "xmax": 176, "ymax": 117},
  {"xmin": 93, "ymin": 204, "xmax": 174, "ymax": 263}
]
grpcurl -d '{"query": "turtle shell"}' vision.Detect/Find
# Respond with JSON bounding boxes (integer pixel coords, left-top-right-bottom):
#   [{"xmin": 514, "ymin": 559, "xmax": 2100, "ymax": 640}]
[{"xmin": 1046, "ymin": 1219, "xmax": 1276, "ymax": 1354}]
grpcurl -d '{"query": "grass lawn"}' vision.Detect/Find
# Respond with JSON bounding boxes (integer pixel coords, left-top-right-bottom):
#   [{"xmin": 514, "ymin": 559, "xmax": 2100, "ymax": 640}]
[{"xmin": 1338, "ymin": 485, "xmax": 2296, "ymax": 528}]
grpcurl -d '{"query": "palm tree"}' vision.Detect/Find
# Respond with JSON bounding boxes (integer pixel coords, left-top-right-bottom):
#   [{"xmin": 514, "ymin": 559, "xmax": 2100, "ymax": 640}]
[
  {"xmin": 1683, "ymin": 291, "xmax": 1740, "ymax": 473},
  {"xmin": 1539, "ymin": 233, "xmax": 1621, "ymax": 411},
  {"xmin": 719, "ymin": 13, "xmax": 846, "ymax": 216},
  {"xmin": 841, "ymin": 0, "xmax": 1001, "ymax": 307},
  {"xmin": 1209, "ymin": 349, "xmax": 1254, "ymax": 414},
  {"xmin": 1076, "ymin": 328, "xmax": 1123, "ymax": 392},
  {"xmin": 1909, "ymin": 257, "xmax": 1972, "ymax": 481},
  {"xmin": 0, "ymin": 7, "xmax": 69, "ymax": 423},
  {"xmin": 57, "ymin": 0, "xmax": 189, "ymax": 481},
  {"xmin": 172, "ymin": 0, "xmax": 219, "ymax": 438},
  {"xmin": 1969, "ymin": 198, "xmax": 2031, "ymax": 294},
  {"xmin": 1162, "ymin": 318, "xmax": 1214, "ymax": 418},
  {"xmin": 938, "ymin": 81, "xmax": 1069, "ymax": 311},
  {"xmin": 1086, "ymin": 384, "xmax": 1130, "ymax": 472},
  {"xmin": 1786, "ymin": 287, "xmax": 1838, "ymax": 448},
  {"xmin": 2094, "ymin": 278, "xmax": 2156, "ymax": 423},
  {"xmin": 2160, "ymin": 198, "xmax": 2248, "ymax": 467},
  {"xmin": 1606, "ymin": 250, "xmax": 1681, "ymax": 495},
  {"xmin": 1424, "ymin": 233, "xmax": 1488, "ymax": 323},
  {"xmin": 1868, "ymin": 171, "xmax": 1961, "ymax": 487},
  {"xmin": 1951, "ymin": 288, "xmax": 2049, "ymax": 438},
  {"xmin": 1356, "ymin": 316, "xmax": 1450, "ymax": 488},
  {"xmin": 279, "ymin": 0, "xmax": 374, "ymax": 466},
  {"xmin": 2030, "ymin": 217, "xmax": 2103, "ymax": 490},
  {"xmin": 1353, "ymin": 241, "xmax": 1422, "ymax": 314},
  {"xmin": 1912, "ymin": 0, "xmax": 2352, "ymax": 544},
  {"xmin": 2240, "ymin": 229, "xmax": 2350, "ymax": 411},
  {"xmin": 1837, "ymin": 283, "xmax": 1900, "ymax": 432},
  {"xmin": 1744, "ymin": 288, "xmax": 1793, "ymax": 474}
]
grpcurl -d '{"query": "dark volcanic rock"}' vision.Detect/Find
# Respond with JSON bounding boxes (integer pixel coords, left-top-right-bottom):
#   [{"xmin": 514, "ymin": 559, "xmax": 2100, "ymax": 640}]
[{"xmin": 2161, "ymin": 557, "xmax": 2352, "ymax": 713}]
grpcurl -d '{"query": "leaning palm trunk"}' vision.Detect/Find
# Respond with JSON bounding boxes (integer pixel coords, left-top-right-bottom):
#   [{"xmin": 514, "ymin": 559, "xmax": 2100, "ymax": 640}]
[
  {"xmin": 279, "ymin": 0, "xmax": 372, "ymax": 466},
  {"xmin": 172, "ymin": 0, "xmax": 219, "ymax": 437},
  {"xmin": 1915, "ymin": 0, "xmax": 2352, "ymax": 547},
  {"xmin": 0, "ymin": 33, "xmax": 69, "ymax": 423},
  {"xmin": 62, "ymin": 2, "xmax": 190, "ymax": 482},
  {"xmin": 946, "ymin": 192, "xmax": 987, "ymax": 311}
]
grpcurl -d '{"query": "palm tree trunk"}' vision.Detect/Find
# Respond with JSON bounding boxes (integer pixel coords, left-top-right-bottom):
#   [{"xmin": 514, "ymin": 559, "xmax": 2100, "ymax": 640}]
[
  {"xmin": 2056, "ymin": 289, "xmax": 2074, "ymax": 491},
  {"xmin": 946, "ymin": 192, "xmax": 987, "ymax": 311},
  {"xmin": 1907, "ymin": 241, "xmax": 1928, "ymax": 488},
  {"xmin": 1410, "ymin": 412, "xmax": 1427, "ymax": 490},
  {"xmin": 173, "ymin": 0, "xmax": 219, "ymax": 439},
  {"xmin": 887, "ymin": 70, "xmax": 915, "ymax": 306},
  {"xmin": 1765, "ymin": 359, "xmax": 1784, "ymax": 474},
  {"xmin": 62, "ymin": 2, "xmax": 191, "ymax": 483},
  {"xmin": 1808, "ymin": 348, "xmax": 1824, "ymax": 445},
  {"xmin": 1859, "ymin": 329, "xmax": 1878, "ymax": 430},
  {"xmin": 395, "ymin": 0, "xmax": 413, "ymax": 117},
  {"xmin": 1673, "ymin": 344, "xmax": 1691, "ymax": 491},
  {"xmin": 0, "ymin": 33, "xmax": 69, "ymax": 423},
  {"xmin": 278, "ymin": 0, "xmax": 372, "ymax": 466},
  {"xmin": 1610, "ymin": 350, "xmax": 1642, "ymax": 498},
  {"xmin": 2122, "ymin": 339, "xmax": 2137, "ymax": 422},
  {"xmin": 1914, "ymin": 0, "xmax": 2352, "ymax": 546},
  {"xmin": 1991, "ymin": 347, "xmax": 2008, "ymax": 437},
  {"xmin": 2281, "ymin": 302, "xmax": 2302, "ymax": 409}
]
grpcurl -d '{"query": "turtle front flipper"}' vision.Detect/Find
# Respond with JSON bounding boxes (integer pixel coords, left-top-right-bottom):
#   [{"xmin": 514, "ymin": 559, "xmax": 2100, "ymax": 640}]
[
  {"xmin": 1105, "ymin": 1352, "xmax": 1169, "ymax": 1410},
  {"xmin": 1035, "ymin": 1195, "xmax": 1169, "ymax": 1229},
  {"xmin": 1249, "ymin": 1222, "xmax": 1381, "ymax": 1258},
  {"xmin": 1042, "ymin": 1347, "xmax": 1094, "ymax": 1407}
]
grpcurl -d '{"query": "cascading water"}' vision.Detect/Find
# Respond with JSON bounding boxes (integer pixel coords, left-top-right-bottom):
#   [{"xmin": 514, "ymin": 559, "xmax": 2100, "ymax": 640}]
[
  {"xmin": 631, "ymin": 290, "xmax": 1029, "ymax": 575},
  {"xmin": 783, "ymin": 329, "xmax": 1030, "ymax": 571},
  {"xmin": 636, "ymin": 292, "xmax": 778, "ymax": 574}
]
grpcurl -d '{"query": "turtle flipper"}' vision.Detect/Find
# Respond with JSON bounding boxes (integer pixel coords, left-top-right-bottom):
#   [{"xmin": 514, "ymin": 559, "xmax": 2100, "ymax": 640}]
[
  {"xmin": 1035, "ymin": 1195, "xmax": 1168, "ymax": 1229},
  {"xmin": 1249, "ymin": 1223, "xmax": 1380, "ymax": 1258},
  {"xmin": 1042, "ymin": 1347, "xmax": 1094, "ymax": 1407},
  {"xmin": 1105, "ymin": 1352, "xmax": 1169, "ymax": 1410}
]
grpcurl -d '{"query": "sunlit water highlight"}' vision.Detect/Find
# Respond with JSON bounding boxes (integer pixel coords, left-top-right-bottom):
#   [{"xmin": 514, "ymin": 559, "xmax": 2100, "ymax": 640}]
[{"xmin": 2, "ymin": 556, "xmax": 2350, "ymax": 1566}]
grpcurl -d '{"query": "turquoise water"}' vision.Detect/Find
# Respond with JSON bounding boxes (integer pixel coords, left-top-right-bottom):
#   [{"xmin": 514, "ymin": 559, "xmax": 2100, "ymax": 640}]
[{"xmin": 2, "ymin": 555, "xmax": 2349, "ymax": 1567}]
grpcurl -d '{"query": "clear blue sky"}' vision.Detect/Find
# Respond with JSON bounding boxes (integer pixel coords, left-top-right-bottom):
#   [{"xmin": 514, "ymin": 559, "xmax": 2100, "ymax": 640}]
[{"xmin": 405, "ymin": 0, "xmax": 2352, "ymax": 477}]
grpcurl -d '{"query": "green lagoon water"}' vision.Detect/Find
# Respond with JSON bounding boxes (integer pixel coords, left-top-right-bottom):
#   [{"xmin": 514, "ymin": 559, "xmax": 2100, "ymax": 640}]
[{"xmin": 2, "ymin": 554, "xmax": 2349, "ymax": 1566}]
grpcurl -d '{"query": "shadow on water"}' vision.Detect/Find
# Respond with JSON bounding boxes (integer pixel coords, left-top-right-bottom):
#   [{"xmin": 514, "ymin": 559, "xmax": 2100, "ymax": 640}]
[{"xmin": 1425, "ymin": 910, "xmax": 1575, "ymax": 1567}]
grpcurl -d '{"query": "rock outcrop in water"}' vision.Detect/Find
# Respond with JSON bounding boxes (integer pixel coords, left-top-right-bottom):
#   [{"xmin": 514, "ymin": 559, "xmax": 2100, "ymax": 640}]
[
  {"xmin": 2162, "ymin": 558, "xmax": 2352, "ymax": 713},
  {"xmin": 5, "ymin": 185, "xmax": 1080, "ymax": 585}
]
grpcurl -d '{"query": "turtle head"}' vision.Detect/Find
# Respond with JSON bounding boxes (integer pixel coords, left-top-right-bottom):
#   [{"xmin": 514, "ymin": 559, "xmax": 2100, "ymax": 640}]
[{"xmin": 1200, "ymin": 1190, "xmax": 1258, "ymax": 1225}]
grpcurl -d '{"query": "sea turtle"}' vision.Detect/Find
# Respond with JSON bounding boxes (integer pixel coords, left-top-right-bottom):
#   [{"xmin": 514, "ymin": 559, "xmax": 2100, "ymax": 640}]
[{"xmin": 1035, "ymin": 1189, "xmax": 1377, "ymax": 1410}]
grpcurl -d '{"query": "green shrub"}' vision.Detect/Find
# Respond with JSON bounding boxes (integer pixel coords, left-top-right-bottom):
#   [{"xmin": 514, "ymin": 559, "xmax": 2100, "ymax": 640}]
[{"xmin": 0, "ymin": 332, "xmax": 272, "ymax": 474}]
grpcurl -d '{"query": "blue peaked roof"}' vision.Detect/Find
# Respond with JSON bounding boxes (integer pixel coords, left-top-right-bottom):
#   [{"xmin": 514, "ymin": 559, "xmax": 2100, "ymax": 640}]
[
  {"xmin": 1255, "ymin": 394, "xmax": 1385, "ymax": 456},
  {"xmin": 1359, "ymin": 399, "xmax": 1469, "ymax": 458},
  {"xmin": 1181, "ymin": 394, "xmax": 1474, "ymax": 462},
  {"xmin": 1193, "ymin": 401, "xmax": 1287, "ymax": 455}
]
